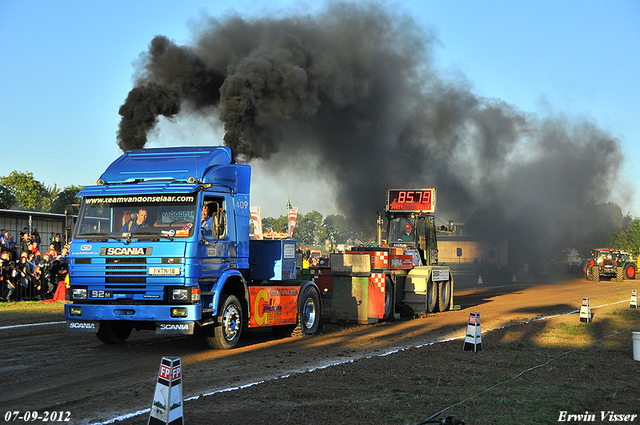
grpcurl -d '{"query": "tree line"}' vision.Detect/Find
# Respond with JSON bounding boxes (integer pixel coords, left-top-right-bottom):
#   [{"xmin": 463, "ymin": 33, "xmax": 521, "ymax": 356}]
[
  {"xmin": 0, "ymin": 170, "xmax": 368, "ymax": 248},
  {"xmin": 262, "ymin": 211, "xmax": 372, "ymax": 249},
  {"xmin": 0, "ymin": 171, "xmax": 82, "ymax": 214},
  {"xmin": 4, "ymin": 169, "xmax": 640, "ymax": 258}
]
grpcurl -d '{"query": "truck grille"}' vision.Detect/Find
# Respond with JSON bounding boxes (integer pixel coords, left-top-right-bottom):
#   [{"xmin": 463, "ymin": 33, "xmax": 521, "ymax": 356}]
[
  {"xmin": 106, "ymin": 257, "xmax": 147, "ymax": 264},
  {"xmin": 105, "ymin": 259, "xmax": 147, "ymax": 283},
  {"xmin": 105, "ymin": 277, "xmax": 147, "ymax": 284}
]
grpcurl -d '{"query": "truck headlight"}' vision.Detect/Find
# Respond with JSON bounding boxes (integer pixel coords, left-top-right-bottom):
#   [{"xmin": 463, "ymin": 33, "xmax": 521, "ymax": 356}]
[
  {"xmin": 72, "ymin": 288, "xmax": 87, "ymax": 300},
  {"xmin": 171, "ymin": 289, "xmax": 189, "ymax": 302}
]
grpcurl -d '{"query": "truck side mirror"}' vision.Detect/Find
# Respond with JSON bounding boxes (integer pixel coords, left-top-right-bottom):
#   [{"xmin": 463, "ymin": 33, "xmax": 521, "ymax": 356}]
[{"xmin": 213, "ymin": 210, "xmax": 226, "ymax": 239}]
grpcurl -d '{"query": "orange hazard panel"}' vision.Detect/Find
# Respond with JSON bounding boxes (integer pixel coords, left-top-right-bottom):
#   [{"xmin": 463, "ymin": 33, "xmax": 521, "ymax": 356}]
[
  {"xmin": 248, "ymin": 286, "xmax": 299, "ymax": 328},
  {"xmin": 368, "ymin": 273, "xmax": 386, "ymax": 319}
]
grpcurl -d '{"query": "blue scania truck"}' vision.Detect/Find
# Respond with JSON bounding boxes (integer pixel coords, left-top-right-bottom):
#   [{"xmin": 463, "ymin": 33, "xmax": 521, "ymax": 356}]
[{"xmin": 64, "ymin": 146, "xmax": 321, "ymax": 349}]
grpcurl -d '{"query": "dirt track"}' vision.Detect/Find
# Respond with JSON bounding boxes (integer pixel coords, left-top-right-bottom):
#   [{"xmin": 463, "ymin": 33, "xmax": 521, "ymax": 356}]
[{"xmin": 1, "ymin": 275, "xmax": 637, "ymax": 424}]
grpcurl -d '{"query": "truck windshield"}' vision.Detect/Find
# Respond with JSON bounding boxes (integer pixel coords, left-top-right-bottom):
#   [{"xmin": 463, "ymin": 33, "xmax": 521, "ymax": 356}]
[
  {"xmin": 388, "ymin": 217, "xmax": 417, "ymax": 246},
  {"xmin": 75, "ymin": 194, "xmax": 198, "ymax": 239},
  {"xmin": 388, "ymin": 216, "xmax": 437, "ymax": 250}
]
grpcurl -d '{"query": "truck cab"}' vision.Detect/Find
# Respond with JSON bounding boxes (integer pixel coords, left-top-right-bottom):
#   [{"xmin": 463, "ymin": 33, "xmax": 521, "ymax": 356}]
[
  {"xmin": 387, "ymin": 214, "xmax": 438, "ymax": 266},
  {"xmin": 65, "ymin": 146, "xmax": 321, "ymax": 349}
]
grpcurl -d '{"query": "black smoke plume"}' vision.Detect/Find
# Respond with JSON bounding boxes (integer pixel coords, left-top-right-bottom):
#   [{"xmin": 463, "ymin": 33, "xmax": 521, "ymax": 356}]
[{"xmin": 117, "ymin": 2, "xmax": 627, "ymax": 267}]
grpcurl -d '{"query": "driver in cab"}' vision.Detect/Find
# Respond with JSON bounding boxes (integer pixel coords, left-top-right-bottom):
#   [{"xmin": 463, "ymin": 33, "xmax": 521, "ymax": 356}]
[
  {"xmin": 120, "ymin": 208, "xmax": 150, "ymax": 232},
  {"xmin": 201, "ymin": 204, "xmax": 213, "ymax": 235},
  {"xmin": 402, "ymin": 223, "xmax": 414, "ymax": 242}
]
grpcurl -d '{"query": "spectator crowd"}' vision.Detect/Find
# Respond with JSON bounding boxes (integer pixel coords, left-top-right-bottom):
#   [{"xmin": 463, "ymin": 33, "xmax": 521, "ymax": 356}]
[{"xmin": 1, "ymin": 228, "xmax": 69, "ymax": 302}]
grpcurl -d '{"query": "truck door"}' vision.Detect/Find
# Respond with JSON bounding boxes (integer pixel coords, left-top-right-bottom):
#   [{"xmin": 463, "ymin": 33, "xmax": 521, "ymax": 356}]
[{"xmin": 199, "ymin": 196, "xmax": 236, "ymax": 278}]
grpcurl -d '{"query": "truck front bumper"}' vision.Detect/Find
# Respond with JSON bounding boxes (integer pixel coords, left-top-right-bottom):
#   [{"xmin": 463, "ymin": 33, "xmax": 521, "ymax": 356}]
[{"xmin": 64, "ymin": 303, "xmax": 202, "ymax": 334}]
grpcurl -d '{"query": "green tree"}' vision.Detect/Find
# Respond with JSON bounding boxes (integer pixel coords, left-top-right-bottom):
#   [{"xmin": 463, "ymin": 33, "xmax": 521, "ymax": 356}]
[
  {"xmin": 609, "ymin": 218, "xmax": 640, "ymax": 254},
  {"xmin": 51, "ymin": 185, "xmax": 84, "ymax": 214},
  {"xmin": 0, "ymin": 171, "xmax": 50, "ymax": 211},
  {"xmin": 0, "ymin": 184, "xmax": 15, "ymax": 209},
  {"xmin": 45, "ymin": 184, "xmax": 61, "ymax": 202},
  {"xmin": 262, "ymin": 215, "xmax": 287, "ymax": 234},
  {"xmin": 324, "ymin": 214, "xmax": 365, "ymax": 245},
  {"xmin": 295, "ymin": 211, "xmax": 327, "ymax": 248}
]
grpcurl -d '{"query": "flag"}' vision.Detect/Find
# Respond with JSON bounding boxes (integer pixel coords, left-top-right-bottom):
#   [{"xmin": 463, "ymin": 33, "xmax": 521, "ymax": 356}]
[
  {"xmin": 287, "ymin": 197, "xmax": 293, "ymax": 211},
  {"xmin": 250, "ymin": 206, "xmax": 263, "ymax": 240},
  {"xmin": 288, "ymin": 206, "xmax": 298, "ymax": 239}
]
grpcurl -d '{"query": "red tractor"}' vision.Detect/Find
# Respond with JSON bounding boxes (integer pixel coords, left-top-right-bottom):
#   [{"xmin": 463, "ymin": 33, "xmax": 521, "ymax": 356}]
[{"xmin": 584, "ymin": 248, "xmax": 636, "ymax": 282}]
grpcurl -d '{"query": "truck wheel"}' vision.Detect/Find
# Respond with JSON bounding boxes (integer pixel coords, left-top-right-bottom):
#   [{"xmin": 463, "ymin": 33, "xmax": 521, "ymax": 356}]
[
  {"xmin": 96, "ymin": 321, "xmax": 132, "ymax": 344},
  {"xmin": 616, "ymin": 267, "xmax": 625, "ymax": 282},
  {"xmin": 426, "ymin": 277, "xmax": 437, "ymax": 313},
  {"xmin": 626, "ymin": 264, "xmax": 636, "ymax": 279},
  {"xmin": 292, "ymin": 287, "xmax": 321, "ymax": 337},
  {"xmin": 585, "ymin": 264, "xmax": 591, "ymax": 281},
  {"xmin": 383, "ymin": 276, "xmax": 393, "ymax": 320},
  {"xmin": 207, "ymin": 294, "xmax": 242, "ymax": 349},
  {"xmin": 437, "ymin": 278, "xmax": 452, "ymax": 312}
]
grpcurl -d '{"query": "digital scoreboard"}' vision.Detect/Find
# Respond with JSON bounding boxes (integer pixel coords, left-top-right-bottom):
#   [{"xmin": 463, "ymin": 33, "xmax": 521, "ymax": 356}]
[{"xmin": 386, "ymin": 188, "xmax": 436, "ymax": 213}]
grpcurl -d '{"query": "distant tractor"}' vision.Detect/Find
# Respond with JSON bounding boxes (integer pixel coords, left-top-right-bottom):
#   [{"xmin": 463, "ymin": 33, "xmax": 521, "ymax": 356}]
[
  {"xmin": 613, "ymin": 250, "xmax": 636, "ymax": 280},
  {"xmin": 585, "ymin": 248, "xmax": 636, "ymax": 282}
]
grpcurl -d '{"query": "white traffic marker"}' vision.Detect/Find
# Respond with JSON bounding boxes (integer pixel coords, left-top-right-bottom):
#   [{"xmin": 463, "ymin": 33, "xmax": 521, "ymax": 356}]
[
  {"xmin": 579, "ymin": 297, "xmax": 592, "ymax": 323},
  {"xmin": 148, "ymin": 357, "xmax": 184, "ymax": 425},
  {"xmin": 630, "ymin": 290, "xmax": 638, "ymax": 309},
  {"xmin": 463, "ymin": 312, "xmax": 482, "ymax": 352}
]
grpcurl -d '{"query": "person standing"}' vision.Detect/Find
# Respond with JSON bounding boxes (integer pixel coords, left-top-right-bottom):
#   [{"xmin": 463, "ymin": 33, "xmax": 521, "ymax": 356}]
[
  {"xmin": 53, "ymin": 234, "xmax": 62, "ymax": 253},
  {"xmin": 1, "ymin": 250, "xmax": 16, "ymax": 301},
  {"xmin": 31, "ymin": 228, "xmax": 41, "ymax": 246},
  {"xmin": 20, "ymin": 233, "xmax": 31, "ymax": 256},
  {"xmin": 38, "ymin": 253, "xmax": 53, "ymax": 298}
]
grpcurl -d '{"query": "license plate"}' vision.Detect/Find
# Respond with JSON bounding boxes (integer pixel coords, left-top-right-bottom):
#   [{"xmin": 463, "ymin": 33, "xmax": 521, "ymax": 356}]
[
  {"xmin": 149, "ymin": 267, "xmax": 181, "ymax": 276},
  {"xmin": 90, "ymin": 290, "xmax": 113, "ymax": 298}
]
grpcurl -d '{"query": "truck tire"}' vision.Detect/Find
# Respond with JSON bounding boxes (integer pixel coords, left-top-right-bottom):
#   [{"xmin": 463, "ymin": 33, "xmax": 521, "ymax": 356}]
[
  {"xmin": 625, "ymin": 264, "xmax": 636, "ymax": 279},
  {"xmin": 96, "ymin": 321, "xmax": 132, "ymax": 344},
  {"xmin": 592, "ymin": 266, "xmax": 600, "ymax": 282},
  {"xmin": 426, "ymin": 277, "xmax": 437, "ymax": 313},
  {"xmin": 207, "ymin": 294, "xmax": 243, "ymax": 349},
  {"xmin": 616, "ymin": 267, "xmax": 625, "ymax": 282},
  {"xmin": 292, "ymin": 287, "xmax": 321, "ymax": 337},
  {"xmin": 383, "ymin": 276, "xmax": 393, "ymax": 320},
  {"xmin": 437, "ymin": 278, "xmax": 452, "ymax": 312}
]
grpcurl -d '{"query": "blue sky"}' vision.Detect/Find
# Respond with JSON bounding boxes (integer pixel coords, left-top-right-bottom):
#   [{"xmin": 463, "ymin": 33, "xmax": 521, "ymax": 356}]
[{"xmin": 1, "ymin": 0, "xmax": 639, "ymax": 218}]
